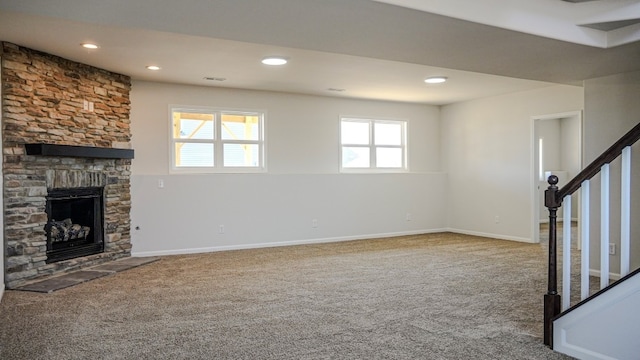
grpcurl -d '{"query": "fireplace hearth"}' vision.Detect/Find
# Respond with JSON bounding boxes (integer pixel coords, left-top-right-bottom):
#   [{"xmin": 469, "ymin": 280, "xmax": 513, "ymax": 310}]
[{"xmin": 45, "ymin": 187, "xmax": 105, "ymax": 263}]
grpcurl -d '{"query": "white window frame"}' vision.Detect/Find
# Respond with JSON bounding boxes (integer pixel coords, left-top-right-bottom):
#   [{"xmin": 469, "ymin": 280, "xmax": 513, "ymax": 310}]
[
  {"xmin": 169, "ymin": 105, "xmax": 266, "ymax": 173},
  {"xmin": 340, "ymin": 116, "xmax": 408, "ymax": 173}
]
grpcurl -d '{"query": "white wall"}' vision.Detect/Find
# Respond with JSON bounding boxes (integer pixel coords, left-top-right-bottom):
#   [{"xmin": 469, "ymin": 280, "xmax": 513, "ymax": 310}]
[
  {"xmin": 130, "ymin": 81, "xmax": 446, "ymax": 256},
  {"xmin": 584, "ymin": 70, "xmax": 640, "ymax": 274},
  {"xmin": 560, "ymin": 115, "xmax": 582, "ymax": 220},
  {"xmin": 560, "ymin": 115, "xmax": 582, "ymax": 180},
  {"xmin": 539, "ymin": 118, "xmax": 562, "ymax": 173},
  {"xmin": 441, "ymin": 85, "xmax": 584, "ymax": 242}
]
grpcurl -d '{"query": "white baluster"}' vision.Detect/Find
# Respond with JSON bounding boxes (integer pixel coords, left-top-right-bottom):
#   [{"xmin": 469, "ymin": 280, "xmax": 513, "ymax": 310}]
[
  {"xmin": 621, "ymin": 146, "xmax": 631, "ymax": 277},
  {"xmin": 601, "ymin": 164, "xmax": 610, "ymax": 289},
  {"xmin": 581, "ymin": 181, "xmax": 590, "ymax": 301},
  {"xmin": 562, "ymin": 195, "xmax": 572, "ymax": 311}
]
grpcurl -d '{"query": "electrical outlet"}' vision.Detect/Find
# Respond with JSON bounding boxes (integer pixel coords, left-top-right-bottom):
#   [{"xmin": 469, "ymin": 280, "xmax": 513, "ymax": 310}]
[
  {"xmin": 406, "ymin": 213, "xmax": 412, "ymax": 221},
  {"xmin": 158, "ymin": 179, "xmax": 164, "ymax": 188},
  {"xmin": 495, "ymin": 216, "xmax": 500, "ymax": 224},
  {"xmin": 219, "ymin": 225, "xmax": 225, "ymax": 234},
  {"xmin": 609, "ymin": 243, "xmax": 616, "ymax": 255},
  {"xmin": 312, "ymin": 219, "xmax": 318, "ymax": 228}
]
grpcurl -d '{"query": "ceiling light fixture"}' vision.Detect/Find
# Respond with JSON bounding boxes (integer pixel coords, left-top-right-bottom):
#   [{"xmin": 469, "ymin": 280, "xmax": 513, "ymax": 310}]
[
  {"xmin": 261, "ymin": 57, "xmax": 288, "ymax": 66},
  {"xmin": 146, "ymin": 65, "xmax": 161, "ymax": 71},
  {"xmin": 203, "ymin": 77, "xmax": 227, "ymax": 81},
  {"xmin": 425, "ymin": 76, "xmax": 447, "ymax": 84},
  {"xmin": 81, "ymin": 43, "xmax": 99, "ymax": 49},
  {"xmin": 327, "ymin": 88, "xmax": 346, "ymax": 92}
]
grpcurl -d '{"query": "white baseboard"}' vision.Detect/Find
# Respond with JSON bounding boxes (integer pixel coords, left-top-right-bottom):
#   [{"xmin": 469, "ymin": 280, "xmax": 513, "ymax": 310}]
[
  {"xmin": 132, "ymin": 228, "xmax": 449, "ymax": 257},
  {"xmin": 446, "ymin": 228, "xmax": 535, "ymax": 243},
  {"xmin": 539, "ymin": 218, "xmax": 578, "ymax": 224},
  {"xmin": 0, "ymin": 284, "xmax": 4, "ymax": 303},
  {"xmin": 589, "ymin": 269, "xmax": 622, "ymax": 281}
]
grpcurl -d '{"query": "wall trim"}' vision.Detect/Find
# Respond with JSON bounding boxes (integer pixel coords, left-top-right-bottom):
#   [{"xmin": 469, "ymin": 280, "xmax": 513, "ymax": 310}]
[
  {"xmin": 0, "ymin": 285, "xmax": 4, "ymax": 303},
  {"xmin": 132, "ymin": 228, "xmax": 448, "ymax": 257},
  {"xmin": 589, "ymin": 269, "xmax": 622, "ymax": 281},
  {"xmin": 132, "ymin": 228, "xmax": 535, "ymax": 258},
  {"xmin": 539, "ymin": 218, "xmax": 579, "ymax": 224},
  {"xmin": 446, "ymin": 228, "xmax": 535, "ymax": 243}
]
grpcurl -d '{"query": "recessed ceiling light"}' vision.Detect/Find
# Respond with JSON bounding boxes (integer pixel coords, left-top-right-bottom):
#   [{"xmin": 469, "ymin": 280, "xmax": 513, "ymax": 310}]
[
  {"xmin": 261, "ymin": 57, "xmax": 288, "ymax": 66},
  {"xmin": 425, "ymin": 76, "xmax": 448, "ymax": 84},
  {"xmin": 327, "ymin": 88, "xmax": 346, "ymax": 92},
  {"xmin": 81, "ymin": 43, "xmax": 99, "ymax": 49},
  {"xmin": 146, "ymin": 65, "xmax": 161, "ymax": 71}
]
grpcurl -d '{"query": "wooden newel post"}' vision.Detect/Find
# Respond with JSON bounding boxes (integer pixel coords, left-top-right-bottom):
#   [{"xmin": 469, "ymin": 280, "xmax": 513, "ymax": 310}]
[{"xmin": 544, "ymin": 174, "xmax": 561, "ymax": 347}]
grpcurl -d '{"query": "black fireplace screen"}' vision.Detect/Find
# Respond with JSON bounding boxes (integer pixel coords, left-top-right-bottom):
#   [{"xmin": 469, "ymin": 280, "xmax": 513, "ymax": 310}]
[{"xmin": 45, "ymin": 187, "xmax": 104, "ymax": 263}]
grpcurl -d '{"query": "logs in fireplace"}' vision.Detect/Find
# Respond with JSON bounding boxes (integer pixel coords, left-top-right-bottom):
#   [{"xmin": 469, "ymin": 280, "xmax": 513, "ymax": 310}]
[
  {"xmin": 45, "ymin": 187, "xmax": 105, "ymax": 263},
  {"xmin": 46, "ymin": 218, "xmax": 91, "ymax": 242}
]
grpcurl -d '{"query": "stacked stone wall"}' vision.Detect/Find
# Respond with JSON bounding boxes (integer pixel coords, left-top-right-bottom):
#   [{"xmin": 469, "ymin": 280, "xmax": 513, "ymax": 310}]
[{"xmin": 1, "ymin": 42, "xmax": 133, "ymax": 288}]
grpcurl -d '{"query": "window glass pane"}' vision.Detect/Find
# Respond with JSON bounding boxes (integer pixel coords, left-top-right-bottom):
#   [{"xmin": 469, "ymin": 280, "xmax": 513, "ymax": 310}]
[
  {"xmin": 171, "ymin": 107, "xmax": 265, "ymax": 172},
  {"xmin": 174, "ymin": 143, "xmax": 214, "ymax": 167},
  {"xmin": 224, "ymin": 144, "xmax": 260, "ymax": 167},
  {"xmin": 174, "ymin": 112, "xmax": 214, "ymax": 140},
  {"xmin": 374, "ymin": 122, "xmax": 402, "ymax": 145},
  {"xmin": 342, "ymin": 147, "xmax": 370, "ymax": 168},
  {"xmin": 341, "ymin": 121, "xmax": 370, "ymax": 145},
  {"xmin": 222, "ymin": 114, "xmax": 259, "ymax": 141},
  {"xmin": 376, "ymin": 148, "xmax": 403, "ymax": 168}
]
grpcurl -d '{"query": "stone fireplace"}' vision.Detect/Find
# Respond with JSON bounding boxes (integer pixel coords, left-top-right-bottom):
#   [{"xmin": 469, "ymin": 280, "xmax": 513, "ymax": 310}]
[{"xmin": 2, "ymin": 42, "xmax": 134, "ymax": 288}]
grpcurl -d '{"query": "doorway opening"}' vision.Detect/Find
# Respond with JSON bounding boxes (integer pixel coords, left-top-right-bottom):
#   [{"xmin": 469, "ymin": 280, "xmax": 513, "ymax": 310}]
[{"xmin": 531, "ymin": 111, "xmax": 583, "ymax": 243}]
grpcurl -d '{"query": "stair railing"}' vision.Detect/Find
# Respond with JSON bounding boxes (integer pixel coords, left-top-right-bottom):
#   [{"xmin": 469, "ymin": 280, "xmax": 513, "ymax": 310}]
[{"xmin": 543, "ymin": 121, "xmax": 640, "ymax": 347}]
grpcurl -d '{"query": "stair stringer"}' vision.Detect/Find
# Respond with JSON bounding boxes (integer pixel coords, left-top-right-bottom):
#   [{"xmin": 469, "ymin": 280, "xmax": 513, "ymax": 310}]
[{"xmin": 553, "ymin": 270, "xmax": 640, "ymax": 360}]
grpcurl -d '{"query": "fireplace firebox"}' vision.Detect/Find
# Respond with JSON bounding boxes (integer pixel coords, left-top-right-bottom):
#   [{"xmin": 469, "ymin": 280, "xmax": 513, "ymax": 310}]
[{"xmin": 45, "ymin": 187, "xmax": 105, "ymax": 263}]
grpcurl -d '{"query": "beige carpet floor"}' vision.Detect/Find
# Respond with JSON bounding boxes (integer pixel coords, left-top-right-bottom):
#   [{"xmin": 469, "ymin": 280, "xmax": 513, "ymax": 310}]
[{"xmin": 0, "ymin": 232, "xmax": 573, "ymax": 359}]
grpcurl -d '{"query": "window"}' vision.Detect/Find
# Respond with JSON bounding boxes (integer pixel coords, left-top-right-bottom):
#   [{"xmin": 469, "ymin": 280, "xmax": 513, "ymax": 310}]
[
  {"xmin": 340, "ymin": 117, "xmax": 407, "ymax": 171},
  {"xmin": 171, "ymin": 107, "xmax": 265, "ymax": 172}
]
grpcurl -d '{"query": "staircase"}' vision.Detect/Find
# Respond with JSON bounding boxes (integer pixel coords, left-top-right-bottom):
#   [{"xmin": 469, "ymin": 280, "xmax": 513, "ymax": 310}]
[{"xmin": 543, "ymin": 122, "xmax": 640, "ymax": 359}]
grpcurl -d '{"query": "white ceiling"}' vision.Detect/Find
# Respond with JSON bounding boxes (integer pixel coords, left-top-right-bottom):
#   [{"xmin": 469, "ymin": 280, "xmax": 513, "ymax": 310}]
[
  {"xmin": 373, "ymin": 0, "xmax": 640, "ymax": 48},
  {"xmin": 1, "ymin": 0, "xmax": 639, "ymax": 105}
]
